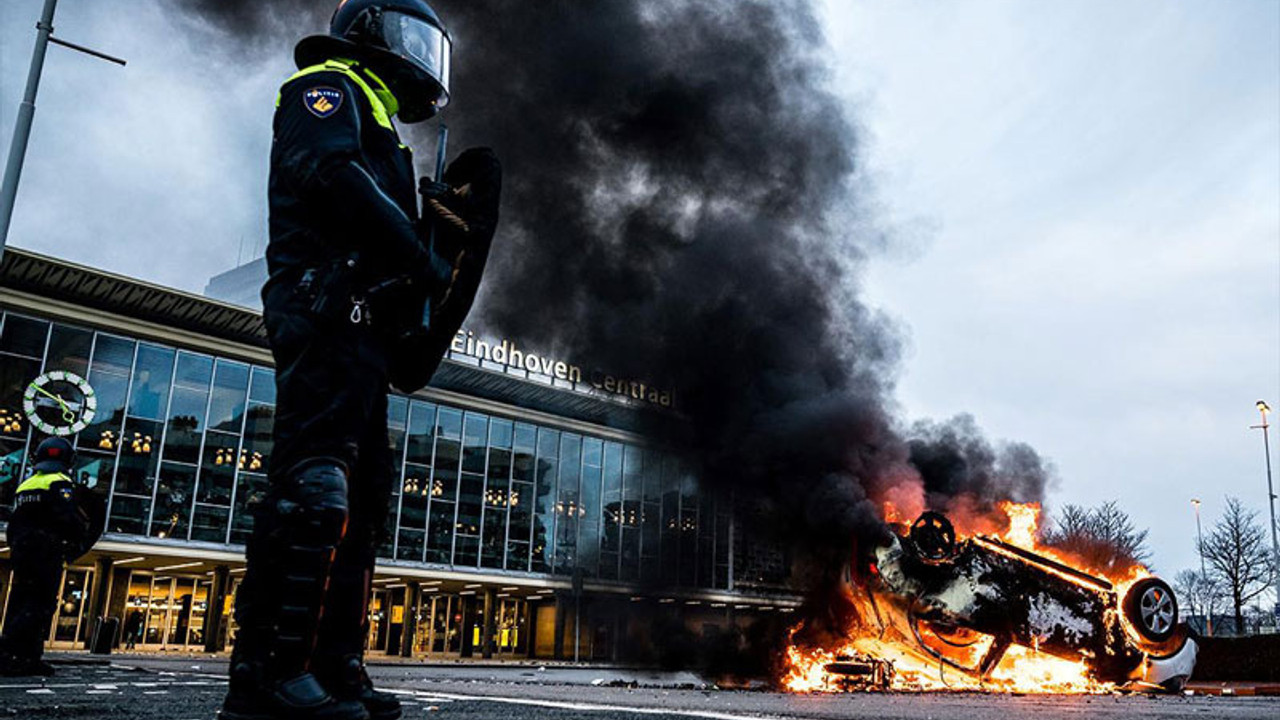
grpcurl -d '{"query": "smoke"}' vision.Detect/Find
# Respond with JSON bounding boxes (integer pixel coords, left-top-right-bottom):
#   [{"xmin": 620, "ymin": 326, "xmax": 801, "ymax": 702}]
[
  {"xmin": 174, "ymin": 1, "xmax": 1056, "ymax": 576},
  {"xmin": 438, "ymin": 0, "xmax": 911, "ymax": 563},
  {"xmin": 908, "ymin": 414, "xmax": 1054, "ymax": 515}
]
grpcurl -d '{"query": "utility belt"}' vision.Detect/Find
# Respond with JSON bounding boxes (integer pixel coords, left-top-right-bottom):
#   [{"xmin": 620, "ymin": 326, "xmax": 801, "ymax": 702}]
[{"xmin": 292, "ymin": 253, "xmax": 428, "ymax": 335}]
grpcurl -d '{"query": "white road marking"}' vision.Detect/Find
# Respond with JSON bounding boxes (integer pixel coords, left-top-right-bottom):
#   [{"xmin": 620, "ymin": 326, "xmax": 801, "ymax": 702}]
[
  {"xmin": 384, "ymin": 690, "xmax": 452, "ymax": 703},
  {"xmin": 26, "ymin": 688, "xmax": 54, "ymax": 694},
  {"xmin": 400, "ymin": 690, "xmax": 788, "ymax": 720}
]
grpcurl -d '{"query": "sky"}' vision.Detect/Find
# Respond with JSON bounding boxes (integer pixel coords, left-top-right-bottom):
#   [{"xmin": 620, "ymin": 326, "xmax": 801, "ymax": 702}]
[{"xmin": 1, "ymin": 0, "xmax": 1277, "ymax": 585}]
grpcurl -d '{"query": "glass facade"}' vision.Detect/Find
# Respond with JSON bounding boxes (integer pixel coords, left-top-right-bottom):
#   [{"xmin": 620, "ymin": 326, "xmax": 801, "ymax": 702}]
[{"xmin": 0, "ymin": 310, "xmax": 733, "ymax": 590}]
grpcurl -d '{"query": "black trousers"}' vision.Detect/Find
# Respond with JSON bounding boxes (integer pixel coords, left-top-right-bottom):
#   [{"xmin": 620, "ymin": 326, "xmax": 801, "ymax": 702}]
[
  {"xmin": 0, "ymin": 509, "xmax": 68, "ymax": 660},
  {"xmin": 235, "ymin": 297, "xmax": 396, "ymax": 673}
]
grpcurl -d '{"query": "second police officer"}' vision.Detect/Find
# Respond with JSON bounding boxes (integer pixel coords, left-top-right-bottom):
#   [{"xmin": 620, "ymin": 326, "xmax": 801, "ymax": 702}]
[
  {"xmin": 222, "ymin": 1, "xmax": 501, "ymax": 719},
  {"xmin": 0, "ymin": 437, "xmax": 100, "ymax": 677}
]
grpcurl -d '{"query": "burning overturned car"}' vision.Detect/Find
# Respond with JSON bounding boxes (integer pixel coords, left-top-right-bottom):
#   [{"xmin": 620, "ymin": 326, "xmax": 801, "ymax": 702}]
[{"xmin": 785, "ymin": 504, "xmax": 1197, "ymax": 693}]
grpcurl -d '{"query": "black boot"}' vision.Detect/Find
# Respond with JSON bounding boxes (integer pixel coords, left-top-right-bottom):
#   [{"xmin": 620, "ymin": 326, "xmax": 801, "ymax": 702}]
[
  {"xmin": 0, "ymin": 650, "xmax": 55, "ymax": 677},
  {"xmin": 316, "ymin": 655, "xmax": 401, "ymax": 720},
  {"xmin": 220, "ymin": 656, "xmax": 369, "ymax": 720}
]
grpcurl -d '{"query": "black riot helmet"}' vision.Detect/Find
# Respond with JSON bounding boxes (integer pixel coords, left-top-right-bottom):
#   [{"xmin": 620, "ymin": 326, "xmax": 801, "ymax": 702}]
[
  {"xmin": 32, "ymin": 436, "xmax": 75, "ymax": 475},
  {"xmin": 296, "ymin": 0, "xmax": 453, "ymax": 123}
]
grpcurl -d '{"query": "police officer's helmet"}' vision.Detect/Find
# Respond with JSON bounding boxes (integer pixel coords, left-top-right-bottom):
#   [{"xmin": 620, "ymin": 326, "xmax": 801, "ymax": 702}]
[
  {"xmin": 32, "ymin": 437, "xmax": 75, "ymax": 474},
  {"xmin": 297, "ymin": 0, "xmax": 452, "ymax": 123}
]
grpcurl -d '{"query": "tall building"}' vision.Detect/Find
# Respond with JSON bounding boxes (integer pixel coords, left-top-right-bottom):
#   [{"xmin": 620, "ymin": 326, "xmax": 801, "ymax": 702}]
[
  {"xmin": 0, "ymin": 248, "xmax": 797, "ymax": 660},
  {"xmin": 203, "ymin": 257, "xmax": 268, "ymax": 311}
]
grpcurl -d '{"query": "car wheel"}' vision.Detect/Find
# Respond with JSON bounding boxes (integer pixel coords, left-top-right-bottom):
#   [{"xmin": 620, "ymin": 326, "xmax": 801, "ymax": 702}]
[
  {"xmin": 1123, "ymin": 577, "xmax": 1178, "ymax": 643},
  {"xmin": 910, "ymin": 512, "xmax": 956, "ymax": 562}
]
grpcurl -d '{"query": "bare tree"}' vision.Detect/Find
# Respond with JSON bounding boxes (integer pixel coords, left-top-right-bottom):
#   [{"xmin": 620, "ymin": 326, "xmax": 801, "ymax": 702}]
[
  {"xmin": 1200, "ymin": 497, "xmax": 1275, "ymax": 634},
  {"xmin": 1044, "ymin": 500, "xmax": 1151, "ymax": 574},
  {"xmin": 1173, "ymin": 568, "xmax": 1224, "ymax": 635}
]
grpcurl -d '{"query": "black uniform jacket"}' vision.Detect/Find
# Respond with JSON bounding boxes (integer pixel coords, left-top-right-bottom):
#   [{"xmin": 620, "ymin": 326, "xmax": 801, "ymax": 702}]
[{"xmin": 264, "ymin": 65, "xmax": 449, "ymax": 319}]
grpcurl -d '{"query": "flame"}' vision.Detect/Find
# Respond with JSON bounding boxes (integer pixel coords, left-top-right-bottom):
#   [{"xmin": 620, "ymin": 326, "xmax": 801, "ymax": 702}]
[
  {"xmin": 999, "ymin": 500, "xmax": 1040, "ymax": 549},
  {"xmin": 782, "ymin": 624, "xmax": 1107, "ymax": 694},
  {"xmin": 783, "ymin": 501, "xmax": 1155, "ymax": 694}
]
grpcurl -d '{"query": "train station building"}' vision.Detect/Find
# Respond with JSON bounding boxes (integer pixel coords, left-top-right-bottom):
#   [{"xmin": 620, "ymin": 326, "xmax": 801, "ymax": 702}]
[{"xmin": 0, "ymin": 248, "xmax": 798, "ymax": 660}]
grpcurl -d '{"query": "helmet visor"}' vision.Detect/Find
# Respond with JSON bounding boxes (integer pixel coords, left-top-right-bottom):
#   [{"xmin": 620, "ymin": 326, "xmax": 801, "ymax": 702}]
[{"xmin": 383, "ymin": 11, "xmax": 451, "ymax": 107}]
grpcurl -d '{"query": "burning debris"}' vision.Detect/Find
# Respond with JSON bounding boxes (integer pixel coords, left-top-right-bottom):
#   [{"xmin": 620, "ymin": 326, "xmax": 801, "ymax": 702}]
[{"xmin": 782, "ymin": 502, "xmax": 1197, "ymax": 694}]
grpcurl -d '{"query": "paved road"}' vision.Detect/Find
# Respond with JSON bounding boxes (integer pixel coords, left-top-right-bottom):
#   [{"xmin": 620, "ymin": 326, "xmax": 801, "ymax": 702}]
[{"xmin": 0, "ymin": 655, "xmax": 1274, "ymax": 719}]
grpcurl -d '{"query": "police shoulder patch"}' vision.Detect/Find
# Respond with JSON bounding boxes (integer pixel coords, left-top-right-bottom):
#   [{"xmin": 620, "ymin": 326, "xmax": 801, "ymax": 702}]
[{"xmin": 303, "ymin": 86, "xmax": 344, "ymax": 118}]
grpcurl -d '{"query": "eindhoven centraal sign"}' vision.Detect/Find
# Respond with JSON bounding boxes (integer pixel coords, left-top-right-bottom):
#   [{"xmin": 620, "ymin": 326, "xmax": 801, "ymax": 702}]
[{"xmin": 450, "ymin": 329, "xmax": 674, "ymax": 408}]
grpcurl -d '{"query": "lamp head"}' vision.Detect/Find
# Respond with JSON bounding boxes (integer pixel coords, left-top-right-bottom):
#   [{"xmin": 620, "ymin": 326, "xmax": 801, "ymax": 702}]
[{"xmin": 1258, "ymin": 400, "xmax": 1272, "ymax": 414}]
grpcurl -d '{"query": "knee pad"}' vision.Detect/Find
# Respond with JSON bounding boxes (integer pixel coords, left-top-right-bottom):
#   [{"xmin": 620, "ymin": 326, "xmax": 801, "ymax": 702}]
[
  {"xmin": 242, "ymin": 459, "xmax": 351, "ymax": 672},
  {"xmin": 272, "ymin": 458, "xmax": 350, "ymax": 545}
]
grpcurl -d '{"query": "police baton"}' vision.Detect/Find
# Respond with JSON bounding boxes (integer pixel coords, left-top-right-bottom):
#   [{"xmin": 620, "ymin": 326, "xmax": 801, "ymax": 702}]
[{"xmin": 420, "ymin": 123, "xmax": 449, "ymax": 331}]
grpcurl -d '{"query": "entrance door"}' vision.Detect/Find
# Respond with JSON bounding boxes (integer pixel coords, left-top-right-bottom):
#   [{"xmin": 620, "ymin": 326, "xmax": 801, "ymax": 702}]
[
  {"xmin": 495, "ymin": 599, "xmax": 527, "ymax": 656},
  {"xmin": 367, "ymin": 589, "xmax": 389, "ymax": 653},
  {"xmin": 167, "ymin": 578, "xmax": 196, "ymax": 647},
  {"xmin": 122, "ymin": 572, "xmax": 211, "ymax": 650},
  {"xmin": 187, "ymin": 579, "xmax": 210, "ymax": 647},
  {"xmin": 437, "ymin": 594, "xmax": 463, "ymax": 656},
  {"xmin": 143, "ymin": 576, "xmax": 173, "ymax": 647},
  {"xmin": 47, "ymin": 567, "xmax": 94, "ymax": 649}
]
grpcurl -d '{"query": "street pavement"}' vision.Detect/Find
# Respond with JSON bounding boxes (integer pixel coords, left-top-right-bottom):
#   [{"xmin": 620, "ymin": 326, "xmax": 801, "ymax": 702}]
[{"xmin": 0, "ymin": 654, "xmax": 1275, "ymax": 719}]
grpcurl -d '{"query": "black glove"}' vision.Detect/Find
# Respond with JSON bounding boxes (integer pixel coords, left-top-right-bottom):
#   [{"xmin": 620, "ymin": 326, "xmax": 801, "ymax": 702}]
[
  {"xmin": 419, "ymin": 179, "xmax": 452, "ymax": 201},
  {"xmin": 420, "ymin": 148, "xmax": 502, "ymax": 249},
  {"xmin": 392, "ymin": 147, "xmax": 502, "ymax": 394}
]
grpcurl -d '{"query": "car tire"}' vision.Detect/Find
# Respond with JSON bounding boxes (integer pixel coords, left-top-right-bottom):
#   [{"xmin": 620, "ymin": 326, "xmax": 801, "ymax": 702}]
[
  {"xmin": 1123, "ymin": 577, "xmax": 1178, "ymax": 643},
  {"xmin": 910, "ymin": 511, "xmax": 956, "ymax": 562}
]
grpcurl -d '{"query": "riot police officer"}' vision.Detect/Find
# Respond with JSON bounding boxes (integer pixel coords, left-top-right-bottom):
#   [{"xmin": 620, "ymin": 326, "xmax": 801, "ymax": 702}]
[
  {"xmin": 222, "ymin": 2, "xmax": 499, "ymax": 719},
  {"xmin": 0, "ymin": 437, "xmax": 95, "ymax": 677}
]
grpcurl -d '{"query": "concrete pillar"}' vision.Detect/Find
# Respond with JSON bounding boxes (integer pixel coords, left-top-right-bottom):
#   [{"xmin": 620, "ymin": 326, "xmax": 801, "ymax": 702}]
[
  {"xmin": 400, "ymin": 581, "xmax": 419, "ymax": 658},
  {"xmin": 481, "ymin": 588, "xmax": 496, "ymax": 659},
  {"xmin": 459, "ymin": 594, "xmax": 477, "ymax": 658},
  {"xmin": 203, "ymin": 565, "xmax": 230, "ymax": 653},
  {"xmin": 85, "ymin": 556, "xmax": 113, "ymax": 649}
]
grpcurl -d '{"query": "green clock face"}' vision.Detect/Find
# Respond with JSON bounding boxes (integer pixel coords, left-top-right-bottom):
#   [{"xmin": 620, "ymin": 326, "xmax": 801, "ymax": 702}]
[{"xmin": 22, "ymin": 371, "xmax": 97, "ymax": 437}]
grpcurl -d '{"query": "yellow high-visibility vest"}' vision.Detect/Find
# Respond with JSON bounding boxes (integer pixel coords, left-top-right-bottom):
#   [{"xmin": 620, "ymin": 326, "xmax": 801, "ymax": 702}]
[{"xmin": 15, "ymin": 471, "xmax": 72, "ymax": 495}]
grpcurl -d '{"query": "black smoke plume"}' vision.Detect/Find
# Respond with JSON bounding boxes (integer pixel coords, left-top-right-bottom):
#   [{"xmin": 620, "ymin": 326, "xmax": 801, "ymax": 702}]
[{"xmin": 177, "ymin": 0, "xmax": 1055, "ymax": 586}]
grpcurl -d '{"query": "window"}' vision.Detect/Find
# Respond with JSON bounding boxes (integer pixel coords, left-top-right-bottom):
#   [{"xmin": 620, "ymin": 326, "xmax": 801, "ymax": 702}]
[
  {"xmin": 553, "ymin": 433, "xmax": 581, "ymax": 574},
  {"xmin": 481, "ymin": 419, "xmax": 513, "ymax": 569},
  {"xmin": 577, "ymin": 438, "xmax": 603, "ymax": 577},
  {"xmin": 506, "ymin": 424, "xmax": 536, "ymax": 571},
  {"xmin": 531, "ymin": 428, "xmax": 559, "ymax": 573},
  {"xmin": 44, "ymin": 324, "xmax": 92, "ymax": 377},
  {"xmin": 0, "ymin": 351, "xmax": 40, "ymax": 440},
  {"xmin": 197, "ymin": 430, "xmax": 239, "ymax": 507},
  {"xmin": 127, "ymin": 345, "xmax": 175, "ymax": 421},
  {"xmin": 0, "ymin": 314, "xmax": 48, "ymax": 358},
  {"xmin": 248, "ymin": 367, "xmax": 276, "ymax": 405},
  {"xmin": 398, "ymin": 463, "xmax": 430, "ymax": 561},
  {"xmin": 230, "ymin": 471, "xmax": 268, "ymax": 545},
  {"xmin": 206, "ymin": 360, "xmax": 249, "ymax": 433},
  {"xmin": 81, "ymin": 335, "xmax": 136, "ymax": 452},
  {"xmin": 600, "ymin": 442, "xmax": 623, "ymax": 581},
  {"xmin": 151, "ymin": 462, "xmax": 196, "ymax": 540}
]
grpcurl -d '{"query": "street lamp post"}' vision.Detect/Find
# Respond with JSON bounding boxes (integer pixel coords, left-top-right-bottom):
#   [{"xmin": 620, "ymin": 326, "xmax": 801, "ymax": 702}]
[
  {"xmin": 1251, "ymin": 400, "xmax": 1280, "ymax": 620},
  {"xmin": 1191, "ymin": 498, "xmax": 1212, "ymax": 635},
  {"xmin": 0, "ymin": 0, "xmax": 126, "ymax": 259}
]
